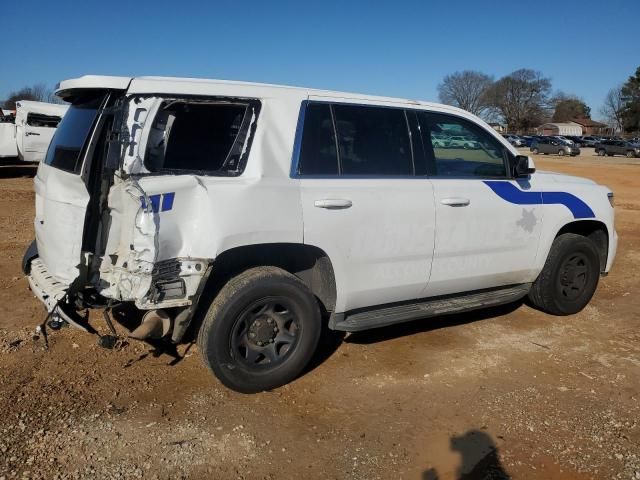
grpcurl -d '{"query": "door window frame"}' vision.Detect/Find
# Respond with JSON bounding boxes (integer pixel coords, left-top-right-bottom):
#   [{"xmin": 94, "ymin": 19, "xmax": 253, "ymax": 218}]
[
  {"xmin": 291, "ymin": 101, "xmax": 516, "ymax": 180},
  {"xmin": 415, "ymin": 111, "xmax": 513, "ymax": 180},
  {"xmin": 291, "ymin": 100, "xmax": 419, "ymax": 179}
]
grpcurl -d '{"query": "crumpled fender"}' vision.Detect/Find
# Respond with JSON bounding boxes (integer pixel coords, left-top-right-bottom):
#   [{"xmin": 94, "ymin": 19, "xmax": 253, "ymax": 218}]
[{"xmin": 98, "ymin": 177, "xmax": 159, "ymax": 301}]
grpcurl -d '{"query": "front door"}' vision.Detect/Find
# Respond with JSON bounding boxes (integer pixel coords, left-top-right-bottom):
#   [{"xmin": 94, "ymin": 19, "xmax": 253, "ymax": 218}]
[
  {"xmin": 296, "ymin": 101, "xmax": 436, "ymax": 313},
  {"xmin": 416, "ymin": 111, "xmax": 543, "ymax": 297}
]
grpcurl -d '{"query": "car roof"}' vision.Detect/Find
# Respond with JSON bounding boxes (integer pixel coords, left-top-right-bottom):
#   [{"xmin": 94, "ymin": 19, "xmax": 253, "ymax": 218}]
[{"xmin": 56, "ymin": 74, "xmax": 469, "ymax": 113}]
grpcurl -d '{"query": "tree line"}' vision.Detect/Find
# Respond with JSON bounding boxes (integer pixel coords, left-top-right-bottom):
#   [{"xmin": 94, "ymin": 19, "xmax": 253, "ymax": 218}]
[
  {"xmin": 437, "ymin": 67, "xmax": 640, "ymax": 134},
  {"xmin": 1, "ymin": 84, "xmax": 63, "ymax": 110}
]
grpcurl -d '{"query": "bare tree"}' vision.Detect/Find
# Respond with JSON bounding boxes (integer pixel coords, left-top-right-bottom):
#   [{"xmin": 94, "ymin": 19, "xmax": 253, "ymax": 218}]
[
  {"xmin": 485, "ymin": 69, "xmax": 552, "ymax": 133},
  {"xmin": 600, "ymin": 86, "xmax": 625, "ymax": 133},
  {"xmin": 2, "ymin": 83, "xmax": 61, "ymax": 109},
  {"xmin": 437, "ymin": 70, "xmax": 494, "ymax": 116}
]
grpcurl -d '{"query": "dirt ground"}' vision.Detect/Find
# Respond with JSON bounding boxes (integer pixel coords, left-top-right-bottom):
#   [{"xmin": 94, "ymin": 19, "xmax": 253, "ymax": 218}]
[{"xmin": 0, "ymin": 149, "xmax": 639, "ymax": 480}]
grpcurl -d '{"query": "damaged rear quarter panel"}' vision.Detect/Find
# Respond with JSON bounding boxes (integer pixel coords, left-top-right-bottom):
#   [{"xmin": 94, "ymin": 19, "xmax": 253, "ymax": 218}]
[{"xmin": 96, "ymin": 95, "xmax": 303, "ymax": 308}]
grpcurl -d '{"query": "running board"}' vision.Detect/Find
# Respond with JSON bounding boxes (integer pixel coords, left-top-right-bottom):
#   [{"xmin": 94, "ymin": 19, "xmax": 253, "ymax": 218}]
[{"xmin": 331, "ymin": 284, "xmax": 531, "ymax": 332}]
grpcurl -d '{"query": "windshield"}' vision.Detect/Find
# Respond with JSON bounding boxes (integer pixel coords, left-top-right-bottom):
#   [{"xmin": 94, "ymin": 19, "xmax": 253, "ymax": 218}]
[{"xmin": 44, "ymin": 95, "xmax": 104, "ymax": 173}]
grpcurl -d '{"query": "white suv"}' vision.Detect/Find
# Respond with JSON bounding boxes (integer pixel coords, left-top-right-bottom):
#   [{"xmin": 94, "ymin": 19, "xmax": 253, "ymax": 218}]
[{"xmin": 23, "ymin": 75, "xmax": 618, "ymax": 393}]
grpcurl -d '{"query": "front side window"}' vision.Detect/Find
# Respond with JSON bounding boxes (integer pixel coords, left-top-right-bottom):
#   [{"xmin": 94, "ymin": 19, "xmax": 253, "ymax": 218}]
[
  {"xmin": 145, "ymin": 100, "xmax": 260, "ymax": 175},
  {"xmin": 333, "ymin": 104, "xmax": 412, "ymax": 176},
  {"xmin": 44, "ymin": 95, "xmax": 104, "ymax": 173},
  {"xmin": 417, "ymin": 112, "xmax": 507, "ymax": 178},
  {"xmin": 27, "ymin": 113, "xmax": 62, "ymax": 128}
]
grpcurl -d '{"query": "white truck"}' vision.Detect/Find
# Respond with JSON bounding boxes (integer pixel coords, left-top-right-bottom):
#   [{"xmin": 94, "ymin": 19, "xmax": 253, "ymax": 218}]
[
  {"xmin": 23, "ymin": 75, "xmax": 617, "ymax": 393},
  {"xmin": 0, "ymin": 101, "xmax": 68, "ymax": 161}
]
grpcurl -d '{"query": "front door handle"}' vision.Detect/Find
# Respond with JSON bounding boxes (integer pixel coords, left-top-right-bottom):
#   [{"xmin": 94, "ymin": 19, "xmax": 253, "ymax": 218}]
[
  {"xmin": 314, "ymin": 199, "xmax": 353, "ymax": 210},
  {"xmin": 440, "ymin": 197, "xmax": 470, "ymax": 207},
  {"xmin": 26, "ymin": 132, "xmax": 41, "ymax": 136}
]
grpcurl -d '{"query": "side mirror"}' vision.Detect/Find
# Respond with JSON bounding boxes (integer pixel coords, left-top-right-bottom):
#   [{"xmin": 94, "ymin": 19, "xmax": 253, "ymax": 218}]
[{"xmin": 511, "ymin": 155, "xmax": 535, "ymax": 178}]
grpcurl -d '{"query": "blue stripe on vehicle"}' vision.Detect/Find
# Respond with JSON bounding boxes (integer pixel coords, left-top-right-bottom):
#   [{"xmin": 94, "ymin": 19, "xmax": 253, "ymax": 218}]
[
  {"xmin": 149, "ymin": 194, "xmax": 161, "ymax": 214},
  {"xmin": 483, "ymin": 181, "xmax": 595, "ymax": 219},
  {"xmin": 161, "ymin": 192, "xmax": 175, "ymax": 212}
]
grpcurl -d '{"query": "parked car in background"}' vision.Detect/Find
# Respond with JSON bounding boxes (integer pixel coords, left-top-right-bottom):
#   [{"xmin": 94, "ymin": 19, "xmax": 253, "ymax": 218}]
[
  {"xmin": 448, "ymin": 135, "xmax": 478, "ymax": 149},
  {"xmin": 531, "ymin": 137, "xmax": 580, "ymax": 156},
  {"xmin": 580, "ymin": 136, "xmax": 601, "ymax": 147},
  {"xmin": 521, "ymin": 136, "xmax": 537, "ymax": 147},
  {"xmin": 595, "ymin": 140, "xmax": 640, "ymax": 158},
  {"xmin": 503, "ymin": 134, "xmax": 525, "ymax": 147},
  {"xmin": 564, "ymin": 136, "xmax": 584, "ymax": 147},
  {"xmin": 553, "ymin": 136, "xmax": 575, "ymax": 145},
  {"xmin": 14, "ymin": 101, "xmax": 69, "ymax": 162}
]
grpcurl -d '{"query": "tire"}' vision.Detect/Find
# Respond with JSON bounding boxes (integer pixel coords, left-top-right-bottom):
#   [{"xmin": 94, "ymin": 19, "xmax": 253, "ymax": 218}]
[
  {"xmin": 626, "ymin": 150, "xmax": 635, "ymax": 158},
  {"xmin": 558, "ymin": 149, "xmax": 565, "ymax": 156},
  {"xmin": 532, "ymin": 147, "xmax": 539, "ymax": 154},
  {"xmin": 197, "ymin": 266, "xmax": 321, "ymax": 393},
  {"xmin": 598, "ymin": 149, "xmax": 606, "ymax": 156},
  {"xmin": 528, "ymin": 233, "xmax": 600, "ymax": 315}
]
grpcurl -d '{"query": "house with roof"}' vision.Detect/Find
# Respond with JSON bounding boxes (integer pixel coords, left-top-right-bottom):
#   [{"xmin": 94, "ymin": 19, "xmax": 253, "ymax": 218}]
[
  {"xmin": 568, "ymin": 118, "xmax": 607, "ymax": 136},
  {"xmin": 536, "ymin": 122, "xmax": 583, "ymax": 136}
]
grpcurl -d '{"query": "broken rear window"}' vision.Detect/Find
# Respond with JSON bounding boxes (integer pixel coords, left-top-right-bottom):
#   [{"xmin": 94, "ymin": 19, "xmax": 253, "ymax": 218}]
[
  {"xmin": 27, "ymin": 113, "xmax": 62, "ymax": 128},
  {"xmin": 144, "ymin": 100, "xmax": 260, "ymax": 175}
]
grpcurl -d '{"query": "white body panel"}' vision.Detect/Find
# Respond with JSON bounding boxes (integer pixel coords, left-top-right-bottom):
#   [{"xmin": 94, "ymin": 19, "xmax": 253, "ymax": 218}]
[
  {"xmin": 0, "ymin": 123, "xmax": 17, "ymax": 157},
  {"xmin": 27, "ymin": 75, "xmax": 617, "ymax": 320},
  {"xmin": 14, "ymin": 101, "xmax": 68, "ymax": 163},
  {"xmin": 33, "ymin": 162, "xmax": 90, "ymax": 284},
  {"xmin": 300, "ymin": 178, "xmax": 436, "ymax": 312},
  {"xmin": 426, "ymin": 179, "xmax": 542, "ymax": 297}
]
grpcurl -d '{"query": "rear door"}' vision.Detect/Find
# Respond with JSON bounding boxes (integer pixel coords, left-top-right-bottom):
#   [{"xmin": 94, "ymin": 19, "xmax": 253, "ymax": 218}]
[
  {"xmin": 416, "ymin": 111, "xmax": 543, "ymax": 297},
  {"xmin": 296, "ymin": 101, "xmax": 436, "ymax": 313},
  {"xmin": 33, "ymin": 94, "xmax": 111, "ymax": 284}
]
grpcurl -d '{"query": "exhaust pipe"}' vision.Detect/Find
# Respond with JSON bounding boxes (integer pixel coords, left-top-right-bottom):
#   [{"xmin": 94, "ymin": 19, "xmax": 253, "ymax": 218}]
[{"xmin": 129, "ymin": 309, "xmax": 172, "ymax": 341}]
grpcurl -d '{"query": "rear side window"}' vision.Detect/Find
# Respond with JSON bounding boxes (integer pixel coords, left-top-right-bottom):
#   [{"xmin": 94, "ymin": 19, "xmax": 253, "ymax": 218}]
[
  {"xmin": 145, "ymin": 100, "xmax": 260, "ymax": 175},
  {"xmin": 44, "ymin": 95, "xmax": 103, "ymax": 173},
  {"xmin": 417, "ymin": 112, "xmax": 507, "ymax": 178},
  {"xmin": 27, "ymin": 113, "xmax": 62, "ymax": 128},
  {"xmin": 298, "ymin": 103, "xmax": 338, "ymax": 175},
  {"xmin": 297, "ymin": 103, "xmax": 413, "ymax": 176},
  {"xmin": 333, "ymin": 104, "xmax": 412, "ymax": 176}
]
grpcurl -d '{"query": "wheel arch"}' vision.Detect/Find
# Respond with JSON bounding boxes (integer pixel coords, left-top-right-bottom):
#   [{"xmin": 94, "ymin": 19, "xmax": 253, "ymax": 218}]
[
  {"xmin": 199, "ymin": 243, "xmax": 337, "ymax": 317},
  {"xmin": 554, "ymin": 220, "xmax": 609, "ymax": 272}
]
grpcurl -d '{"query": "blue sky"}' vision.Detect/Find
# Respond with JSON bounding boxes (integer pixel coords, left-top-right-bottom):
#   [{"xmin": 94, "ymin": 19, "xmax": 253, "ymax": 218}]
[{"xmin": 1, "ymin": 0, "xmax": 638, "ymax": 120}]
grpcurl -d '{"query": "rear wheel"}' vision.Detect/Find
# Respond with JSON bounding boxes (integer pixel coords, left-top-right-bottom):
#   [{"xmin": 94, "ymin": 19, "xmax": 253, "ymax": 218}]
[
  {"xmin": 598, "ymin": 149, "xmax": 606, "ymax": 156},
  {"xmin": 528, "ymin": 233, "xmax": 600, "ymax": 315},
  {"xmin": 197, "ymin": 266, "xmax": 321, "ymax": 393}
]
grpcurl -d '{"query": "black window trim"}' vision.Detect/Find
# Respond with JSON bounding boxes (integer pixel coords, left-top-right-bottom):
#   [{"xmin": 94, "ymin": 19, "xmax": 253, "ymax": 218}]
[
  {"xmin": 135, "ymin": 94, "xmax": 262, "ymax": 178},
  {"xmin": 292, "ymin": 100, "xmax": 418, "ymax": 179},
  {"xmin": 291, "ymin": 100, "xmax": 515, "ymax": 180}
]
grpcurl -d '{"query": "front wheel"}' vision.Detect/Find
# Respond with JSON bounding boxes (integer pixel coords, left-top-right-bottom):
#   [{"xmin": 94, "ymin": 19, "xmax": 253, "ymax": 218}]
[
  {"xmin": 598, "ymin": 149, "xmax": 606, "ymax": 156},
  {"xmin": 528, "ymin": 233, "xmax": 600, "ymax": 315},
  {"xmin": 532, "ymin": 147, "xmax": 539, "ymax": 154},
  {"xmin": 197, "ymin": 267, "xmax": 321, "ymax": 393},
  {"xmin": 626, "ymin": 150, "xmax": 635, "ymax": 158},
  {"xmin": 558, "ymin": 149, "xmax": 565, "ymax": 156}
]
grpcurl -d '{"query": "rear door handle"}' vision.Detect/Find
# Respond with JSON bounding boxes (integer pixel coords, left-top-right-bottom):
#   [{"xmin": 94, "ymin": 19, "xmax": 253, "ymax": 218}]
[
  {"xmin": 26, "ymin": 132, "xmax": 40, "ymax": 136},
  {"xmin": 314, "ymin": 199, "xmax": 353, "ymax": 210},
  {"xmin": 440, "ymin": 197, "xmax": 470, "ymax": 207}
]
